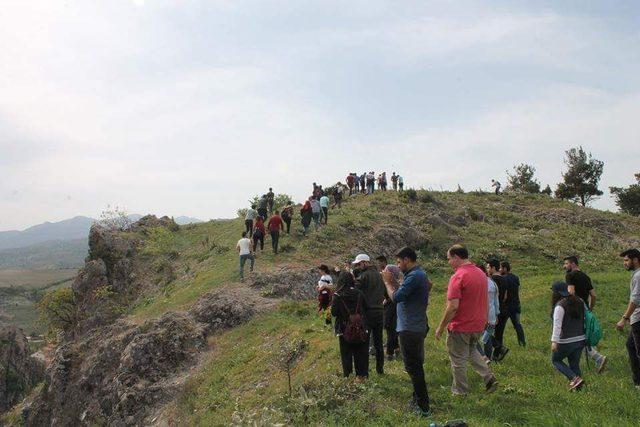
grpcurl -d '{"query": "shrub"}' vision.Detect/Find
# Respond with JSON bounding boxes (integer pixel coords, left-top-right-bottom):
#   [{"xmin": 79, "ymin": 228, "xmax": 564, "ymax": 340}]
[
  {"xmin": 38, "ymin": 287, "xmax": 78, "ymax": 335},
  {"xmin": 274, "ymin": 338, "xmax": 308, "ymax": 396}
]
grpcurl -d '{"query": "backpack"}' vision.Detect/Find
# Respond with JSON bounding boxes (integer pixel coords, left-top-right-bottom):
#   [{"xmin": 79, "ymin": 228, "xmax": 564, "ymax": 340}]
[
  {"xmin": 340, "ymin": 294, "xmax": 368, "ymax": 344},
  {"xmin": 584, "ymin": 305, "xmax": 602, "ymax": 347}
]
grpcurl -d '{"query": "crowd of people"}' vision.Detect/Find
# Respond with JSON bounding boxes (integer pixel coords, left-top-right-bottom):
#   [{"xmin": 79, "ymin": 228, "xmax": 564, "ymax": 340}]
[{"xmin": 234, "ymin": 177, "xmax": 640, "ymax": 419}]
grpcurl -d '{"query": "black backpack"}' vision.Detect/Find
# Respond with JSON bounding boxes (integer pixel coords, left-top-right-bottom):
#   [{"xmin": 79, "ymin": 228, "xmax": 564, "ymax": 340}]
[{"xmin": 341, "ymin": 294, "xmax": 368, "ymax": 344}]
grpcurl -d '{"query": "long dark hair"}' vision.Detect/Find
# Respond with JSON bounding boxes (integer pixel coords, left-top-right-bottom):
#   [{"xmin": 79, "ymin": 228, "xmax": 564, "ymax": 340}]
[
  {"xmin": 551, "ymin": 292, "xmax": 583, "ymax": 319},
  {"xmin": 336, "ymin": 271, "xmax": 355, "ymax": 292}
]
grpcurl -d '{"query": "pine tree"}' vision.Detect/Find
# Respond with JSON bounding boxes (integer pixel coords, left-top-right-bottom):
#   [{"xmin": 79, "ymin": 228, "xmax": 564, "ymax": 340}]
[{"xmin": 555, "ymin": 147, "xmax": 604, "ymax": 206}]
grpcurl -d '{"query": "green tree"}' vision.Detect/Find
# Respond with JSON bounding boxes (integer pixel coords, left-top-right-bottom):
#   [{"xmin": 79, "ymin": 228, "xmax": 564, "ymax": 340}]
[
  {"xmin": 555, "ymin": 146, "xmax": 604, "ymax": 206},
  {"xmin": 541, "ymin": 184, "xmax": 553, "ymax": 196},
  {"xmin": 506, "ymin": 163, "xmax": 541, "ymax": 193},
  {"xmin": 610, "ymin": 173, "xmax": 640, "ymax": 216},
  {"xmin": 38, "ymin": 287, "xmax": 78, "ymax": 335}
]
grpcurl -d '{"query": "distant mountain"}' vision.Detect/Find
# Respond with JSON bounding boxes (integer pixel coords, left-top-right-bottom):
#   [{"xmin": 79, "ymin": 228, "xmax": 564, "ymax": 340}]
[
  {"xmin": 174, "ymin": 216, "xmax": 203, "ymax": 225},
  {"xmin": 0, "ymin": 214, "xmax": 204, "ymax": 253},
  {"xmin": 0, "ymin": 239, "xmax": 87, "ymax": 269},
  {"xmin": 0, "ymin": 216, "xmax": 94, "ymax": 251}
]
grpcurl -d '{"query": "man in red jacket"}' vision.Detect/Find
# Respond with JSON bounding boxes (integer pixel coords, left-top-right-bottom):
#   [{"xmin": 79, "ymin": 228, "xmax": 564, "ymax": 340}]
[{"xmin": 267, "ymin": 211, "xmax": 284, "ymax": 254}]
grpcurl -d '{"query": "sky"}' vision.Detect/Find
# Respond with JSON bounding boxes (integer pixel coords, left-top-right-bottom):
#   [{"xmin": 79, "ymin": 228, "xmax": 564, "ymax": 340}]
[{"xmin": 1, "ymin": 0, "xmax": 639, "ymax": 231}]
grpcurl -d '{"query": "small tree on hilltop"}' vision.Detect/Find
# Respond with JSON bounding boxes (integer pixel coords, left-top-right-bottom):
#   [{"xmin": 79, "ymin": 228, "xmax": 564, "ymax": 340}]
[
  {"xmin": 38, "ymin": 287, "xmax": 79, "ymax": 337},
  {"xmin": 555, "ymin": 146, "xmax": 604, "ymax": 206},
  {"xmin": 541, "ymin": 184, "xmax": 553, "ymax": 196},
  {"xmin": 610, "ymin": 173, "xmax": 640, "ymax": 216},
  {"xmin": 506, "ymin": 163, "xmax": 541, "ymax": 193},
  {"xmin": 97, "ymin": 205, "xmax": 132, "ymax": 231}
]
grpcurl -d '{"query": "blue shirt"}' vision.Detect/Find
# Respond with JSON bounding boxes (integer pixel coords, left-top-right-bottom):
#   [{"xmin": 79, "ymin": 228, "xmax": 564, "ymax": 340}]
[
  {"xmin": 393, "ymin": 266, "xmax": 430, "ymax": 333},
  {"xmin": 319, "ymin": 196, "xmax": 330, "ymax": 208}
]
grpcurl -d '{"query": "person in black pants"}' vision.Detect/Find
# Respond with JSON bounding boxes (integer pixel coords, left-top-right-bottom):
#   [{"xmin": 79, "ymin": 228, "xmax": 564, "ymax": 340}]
[
  {"xmin": 281, "ymin": 205, "xmax": 293, "ymax": 234},
  {"xmin": 331, "ymin": 271, "xmax": 370, "ymax": 379},
  {"xmin": 376, "ymin": 256, "xmax": 400, "ymax": 360},
  {"xmin": 353, "ymin": 254, "xmax": 385, "ymax": 375},
  {"xmin": 616, "ymin": 249, "xmax": 640, "ymax": 387}
]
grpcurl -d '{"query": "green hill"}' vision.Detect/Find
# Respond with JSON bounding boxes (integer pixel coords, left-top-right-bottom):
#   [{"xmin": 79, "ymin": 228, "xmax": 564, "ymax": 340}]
[{"xmin": 5, "ymin": 191, "xmax": 640, "ymax": 426}]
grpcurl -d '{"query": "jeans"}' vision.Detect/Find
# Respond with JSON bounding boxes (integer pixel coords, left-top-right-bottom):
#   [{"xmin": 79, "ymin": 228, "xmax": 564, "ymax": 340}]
[
  {"xmin": 244, "ymin": 219, "xmax": 253, "ymax": 235},
  {"xmin": 239, "ymin": 254, "xmax": 254, "ymax": 279},
  {"xmin": 446, "ymin": 331, "xmax": 494, "ymax": 394},
  {"xmin": 551, "ymin": 341, "xmax": 584, "ymax": 380},
  {"xmin": 369, "ymin": 313, "xmax": 384, "ymax": 374},
  {"xmin": 384, "ymin": 303, "xmax": 399, "ymax": 356},
  {"xmin": 257, "ymin": 208, "xmax": 267, "ymax": 219},
  {"xmin": 494, "ymin": 308, "xmax": 526, "ymax": 350},
  {"xmin": 477, "ymin": 325, "xmax": 496, "ymax": 358},
  {"xmin": 399, "ymin": 330, "xmax": 429, "ymax": 411},
  {"xmin": 282, "ymin": 217, "xmax": 291, "ymax": 234},
  {"xmin": 339, "ymin": 336, "xmax": 369, "ymax": 377},
  {"xmin": 312, "ymin": 212, "xmax": 321, "ymax": 230},
  {"xmin": 322, "ymin": 207, "xmax": 328, "ymax": 224},
  {"xmin": 253, "ymin": 235, "xmax": 264, "ymax": 251},
  {"xmin": 270, "ymin": 231, "xmax": 280, "ymax": 254},
  {"xmin": 626, "ymin": 321, "xmax": 640, "ymax": 385}
]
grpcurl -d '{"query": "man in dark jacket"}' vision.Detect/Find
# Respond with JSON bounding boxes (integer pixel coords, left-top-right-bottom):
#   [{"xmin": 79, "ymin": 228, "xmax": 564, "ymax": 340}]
[{"xmin": 353, "ymin": 253, "xmax": 386, "ymax": 375}]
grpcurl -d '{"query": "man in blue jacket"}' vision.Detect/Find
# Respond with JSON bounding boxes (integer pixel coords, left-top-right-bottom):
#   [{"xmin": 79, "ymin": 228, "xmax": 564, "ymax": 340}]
[{"xmin": 382, "ymin": 247, "xmax": 431, "ymax": 417}]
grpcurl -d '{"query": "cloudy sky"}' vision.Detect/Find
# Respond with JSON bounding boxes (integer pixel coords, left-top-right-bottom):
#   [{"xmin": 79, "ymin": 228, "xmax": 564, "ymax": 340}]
[{"xmin": 1, "ymin": 0, "xmax": 639, "ymax": 231}]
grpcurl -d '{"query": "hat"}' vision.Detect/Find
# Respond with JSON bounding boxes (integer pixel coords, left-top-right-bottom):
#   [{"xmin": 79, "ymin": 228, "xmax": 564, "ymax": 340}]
[
  {"xmin": 351, "ymin": 254, "xmax": 370, "ymax": 265},
  {"xmin": 551, "ymin": 281, "xmax": 570, "ymax": 297}
]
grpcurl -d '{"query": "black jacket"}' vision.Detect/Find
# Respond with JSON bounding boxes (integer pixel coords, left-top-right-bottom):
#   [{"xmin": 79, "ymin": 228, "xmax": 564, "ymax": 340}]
[
  {"xmin": 355, "ymin": 266, "xmax": 386, "ymax": 319},
  {"xmin": 331, "ymin": 285, "xmax": 369, "ymax": 336}
]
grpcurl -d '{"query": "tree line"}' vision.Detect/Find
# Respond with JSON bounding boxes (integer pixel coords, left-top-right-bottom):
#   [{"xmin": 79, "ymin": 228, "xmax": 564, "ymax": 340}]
[{"xmin": 504, "ymin": 146, "xmax": 638, "ymax": 215}]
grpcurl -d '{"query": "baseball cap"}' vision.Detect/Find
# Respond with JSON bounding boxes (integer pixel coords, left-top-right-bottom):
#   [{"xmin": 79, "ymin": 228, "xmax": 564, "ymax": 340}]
[{"xmin": 351, "ymin": 254, "xmax": 370, "ymax": 264}]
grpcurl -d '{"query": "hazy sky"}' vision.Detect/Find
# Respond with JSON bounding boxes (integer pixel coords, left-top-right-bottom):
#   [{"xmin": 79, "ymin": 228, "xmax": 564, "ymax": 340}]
[{"xmin": 2, "ymin": 0, "xmax": 639, "ymax": 231}]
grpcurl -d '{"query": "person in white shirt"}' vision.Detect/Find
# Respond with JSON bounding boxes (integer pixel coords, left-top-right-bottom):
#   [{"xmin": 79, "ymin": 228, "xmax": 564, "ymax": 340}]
[{"xmin": 236, "ymin": 232, "xmax": 254, "ymax": 280}]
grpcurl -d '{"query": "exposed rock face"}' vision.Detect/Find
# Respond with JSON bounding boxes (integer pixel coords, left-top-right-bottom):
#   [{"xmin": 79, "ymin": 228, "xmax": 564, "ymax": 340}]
[
  {"xmin": 251, "ymin": 267, "xmax": 318, "ymax": 300},
  {"xmin": 130, "ymin": 215, "xmax": 179, "ymax": 233},
  {"xmin": 24, "ymin": 288, "xmax": 269, "ymax": 426},
  {"xmin": 0, "ymin": 325, "xmax": 45, "ymax": 413}
]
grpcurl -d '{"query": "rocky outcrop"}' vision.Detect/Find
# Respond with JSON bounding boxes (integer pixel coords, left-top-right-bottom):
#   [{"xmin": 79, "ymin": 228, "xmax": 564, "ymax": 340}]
[
  {"xmin": 24, "ymin": 287, "xmax": 269, "ymax": 426},
  {"xmin": 251, "ymin": 267, "xmax": 318, "ymax": 300},
  {"xmin": 0, "ymin": 325, "xmax": 45, "ymax": 413}
]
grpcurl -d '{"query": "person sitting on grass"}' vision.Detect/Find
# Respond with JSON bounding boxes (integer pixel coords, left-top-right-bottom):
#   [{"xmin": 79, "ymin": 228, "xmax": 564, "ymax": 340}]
[{"xmin": 550, "ymin": 281, "xmax": 586, "ymax": 391}]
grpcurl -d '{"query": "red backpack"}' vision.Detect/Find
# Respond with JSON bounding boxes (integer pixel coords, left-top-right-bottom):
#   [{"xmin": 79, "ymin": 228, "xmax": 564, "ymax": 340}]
[{"xmin": 341, "ymin": 294, "xmax": 368, "ymax": 343}]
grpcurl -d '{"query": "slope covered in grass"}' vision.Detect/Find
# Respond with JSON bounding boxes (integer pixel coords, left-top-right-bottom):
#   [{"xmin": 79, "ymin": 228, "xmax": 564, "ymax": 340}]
[{"xmin": 130, "ymin": 191, "xmax": 640, "ymax": 426}]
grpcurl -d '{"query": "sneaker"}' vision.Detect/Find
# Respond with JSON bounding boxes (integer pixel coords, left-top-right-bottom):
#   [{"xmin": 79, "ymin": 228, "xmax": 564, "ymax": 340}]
[
  {"xmin": 495, "ymin": 348, "xmax": 509, "ymax": 362},
  {"xmin": 596, "ymin": 356, "xmax": 608, "ymax": 374},
  {"xmin": 414, "ymin": 407, "xmax": 433, "ymax": 418},
  {"xmin": 485, "ymin": 377, "xmax": 498, "ymax": 394},
  {"xmin": 570, "ymin": 376, "xmax": 584, "ymax": 390}
]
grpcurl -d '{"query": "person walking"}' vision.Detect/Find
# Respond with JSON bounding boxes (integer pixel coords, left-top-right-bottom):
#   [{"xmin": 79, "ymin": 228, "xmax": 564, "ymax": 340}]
[
  {"xmin": 281, "ymin": 204, "xmax": 293, "ymax": 234},
  {"xmin": 317, "ymin": 264, "xmax": 334, "ymax": 326},
  {"xmin": 435, "ymin": 245, "xmax": 498, "ymax": 396},
  {"xmin": 491, "ymin": 179, "xmax": 501, "ymax": 195},
  {"xmin": 300, "ymin": 199, "xmax": 312, "ymax": 236},
  {"xmin": 487, "ymin": 259, "xmax": 509, "ymax": 361},
  {"xmin": 615, "ymin": 249, "xmax": 640, "ymax": 388},
  {"xmin": 333, "ymin": 183, "xmax": 343, "ymax": 208},
  {"xmin": 353, "ymin": 254, "xmax": 386, "ymax": 375},
  {"xmin": 320, "ymin": 193, "xmax": 330, "ymax": 225},
  {"xmin": 236, "ymin": 232, "xmax": 254, "ymax": 281},
  {"xmin": 550, "ymin": 281, "xmax": 586, "ymax": 390},
  {"xmin": 360, "ymin": 173, "xmax": 366, "ymax": 194},
  {"xmin": 376, "ymin": 255, "xmax": 400, "ymax": 361},
  {"xmin": 266, "ymin": 188, "xmax": 275, "ymax": 214},
  {"xmin": 398, "ymin": 175, "xmax": 404, "ymax": 191},
  {"xmin": 563, "ymin": 256, "xmax": 608, "ymax": 372},
  {"xmin": 244, "ymin": 204, "xmax": 258, "ymax": 236},
  {"xmin": 476, "ymin": 264, "xmax": 500, "ymax": 362},
  {"xmin": 310, "ymin": 197, "xmax": 322, "ymax": 231},
  {"xmin": 252, "ymin": 216, "xmax": 265, "ymax": 251},
  {"xmin": 331, "ymin": 271, "xmax": 370, "ymax": 379},
  {"xmin": 499, "ymin": 261, "xmax": 526, "ymax": 347},
  {"xmin": 381, "ymin": 247, "xmax": 432, "ymax": 417},
  {"xmin": 257, "ymin": 194, "xmax": 269, "ymax": 219},
  {"xmin": 267, "ymin": 210, "xmax": 284, "ymax": 254},
  {"xmin": 347, "ymin": 173, "xmax": 355, "ymax": 196},
  {"xmin": 391, "ymin": 172, "xmax": 398, "ymax": 191}
]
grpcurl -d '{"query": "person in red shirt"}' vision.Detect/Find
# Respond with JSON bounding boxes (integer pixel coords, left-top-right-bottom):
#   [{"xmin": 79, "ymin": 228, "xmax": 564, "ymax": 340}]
[
  {"xmin": 346, "ymin": 174, "xmax": 355, "ymax": 195},
  {"xmin": 252, "ymin": 216, "xmax": 266, "ymax": 252},
  {"xmin": 435, "ymin": 244, "xmax": 498, "ymax": 396},
  {"xmin": 267, "ymin": 211, "xmax": 284, "ymax": 254}
]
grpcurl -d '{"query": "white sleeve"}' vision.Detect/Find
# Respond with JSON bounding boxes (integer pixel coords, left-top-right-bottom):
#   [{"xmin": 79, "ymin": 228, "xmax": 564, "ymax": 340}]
[{"xmin": 551, "ymin": 305, "xmax": 564, "ymax": 342}]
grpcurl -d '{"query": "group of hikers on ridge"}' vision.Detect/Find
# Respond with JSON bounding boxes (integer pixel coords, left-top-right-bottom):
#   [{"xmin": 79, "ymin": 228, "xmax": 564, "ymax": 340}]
[{"xmin": 234, "ymin": 177, "xmax": 640, "ymax": 418}]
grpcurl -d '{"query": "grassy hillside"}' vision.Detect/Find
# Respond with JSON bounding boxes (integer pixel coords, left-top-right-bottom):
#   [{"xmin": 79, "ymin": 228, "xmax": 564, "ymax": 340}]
[{"xmin": 118, "ymin": 190, "xmax": 640, "ymax": 426}]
